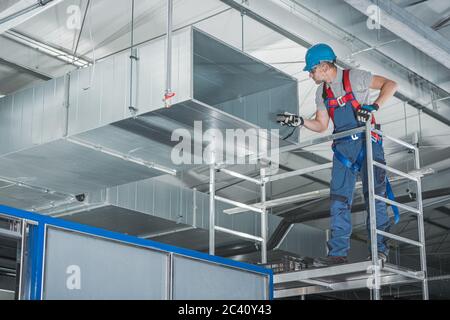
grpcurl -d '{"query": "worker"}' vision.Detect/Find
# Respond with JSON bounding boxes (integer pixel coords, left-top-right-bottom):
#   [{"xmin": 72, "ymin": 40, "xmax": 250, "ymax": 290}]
[{"xmin": 277, "ymin": 44, "xmax": 399, "ymax": 265}]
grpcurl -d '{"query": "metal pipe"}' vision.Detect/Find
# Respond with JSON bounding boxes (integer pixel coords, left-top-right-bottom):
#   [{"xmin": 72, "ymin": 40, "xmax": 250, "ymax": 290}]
[
  {"xmin": 374, "ymin": 195, "xmax": 421, "ymax": 215},
  {"xmin": 382, "ymin": 266, "xmax": 424, "ymax": 281},
  {"xmin": 215, "ymin": 196, "xmax": 263, "ymax": 214},
  {"xmin": 209, "ymin": 165, "xmax": 215, "ymax": 256},
  {"xmin": 275, "ymin": 127, "xmax": 366, "ymax": 156},
  {"xmin": 17, "ymin": 221, "xmax": 26, "ymax": 300},
  {"xmin": 365, "ymin": 119, "xmax": 381, "ymax": 300},
  {"xmin": 193, "ymin": 188, "xmax": 197, "ymax": 228},
  {"xmin": 38, "ymin": 223, "xmax": 47, "ymax": 300},
  {"xmin": 224, "ymin": 188, "xmax": 330, "ymax": 215},
  {"xmin": 229, "ymin": 127, "xmax": 366, "ymax": 167},
  {"xmin": 260, "ymin": 167, "xmax": 267, "ymax": 264},
  {"xmin": 274, "ymin": 260, "xmax": 377, "ymax": 283},
  {"xmin": 128, "ymin": 0, "xmax": 138, "ymax": 115},
  {"xmin": 130, "ymin": 0, "xmax": 135, "ymax": 54},
  {"xmin": 414, "ymin": 147, "xmax": 421, "ymax": 171},
  {"xmin": 376, "ymin": 230, "xmax": 423, "ymax": 248},
  {"xmin": 72, "ymin": 0, "xmax": 91, "ymax": 64},
  {"xmin": 414, "ymin": 147, "xmax": 429, "ymax": 300},
  {"xmin": 63, "ymin": 73, "xmax": 71, "ymax": 137},
  {"xmin": 215, "ymin": 226, "xmax": 263, "ymax": 243},
  {"xmin": 373, "ymin": 130, "xmax": 417, "ymax": 150},
  {"xmin": 265, "ymin": 163, "xmax": 333, "ymax": 183},
  {"xmin": 165, "ymin": 0, "xmax": 174, "ymax": 99},
  {"xmin": 224, "ymin": 168, "xmax": 432, "ymax": 215},
  {"xmin": 167, "ymin": 253, "xmax": 173, "ymax": 300},
  {"xmin": 241, "ymin": 8, "xmax": 245, "ymax": 51},
  {"xmin": 373, "ymin": 161, "xmax": 418, "ymax": 182},
  {"xmin": 130, "ymin": 0, "xmax": 135, "ymax": 104},
  {"xmin": 219, "ymin": 168, "xmax": 261, "ymax": 185}
]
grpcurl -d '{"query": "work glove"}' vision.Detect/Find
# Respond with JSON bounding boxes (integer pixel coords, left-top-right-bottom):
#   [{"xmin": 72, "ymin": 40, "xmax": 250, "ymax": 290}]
[
  {"xmin": 356, "ymin": 104, "xmax": 379, "ymax": 123},
  {"xmin": 277, "ymin": 112, "xmax": 304, "ymax": 127}
]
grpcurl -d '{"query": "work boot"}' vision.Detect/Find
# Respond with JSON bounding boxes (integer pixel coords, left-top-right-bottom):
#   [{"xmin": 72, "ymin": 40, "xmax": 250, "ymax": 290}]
[
  {"xmin": 313, "ymin": 256, "xmax": 348, "ymax": 267},
  {"xmin": 367, "ymin": 252, "xmax": 388, "ymax": 263}
]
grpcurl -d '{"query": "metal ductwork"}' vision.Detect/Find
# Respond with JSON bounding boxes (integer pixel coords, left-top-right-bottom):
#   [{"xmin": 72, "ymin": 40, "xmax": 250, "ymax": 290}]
[
  {"xmin": 28, "ymin": 176, "xmax": 328, "ymax": 259},
  {"xmin": 0, "ymin": 28, "xmax": 299, "ymax": 240}
]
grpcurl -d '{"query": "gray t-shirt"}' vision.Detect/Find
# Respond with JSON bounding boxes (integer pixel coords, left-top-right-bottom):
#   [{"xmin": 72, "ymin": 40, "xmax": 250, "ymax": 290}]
[{"xmin": 315, "ymin": 68, "xmax": 373, "ymax": 111}]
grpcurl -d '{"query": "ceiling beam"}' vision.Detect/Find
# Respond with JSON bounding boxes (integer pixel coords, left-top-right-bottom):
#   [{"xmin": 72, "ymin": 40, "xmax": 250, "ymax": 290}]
[
  {"xmin": 344, "ymin": 0, "xmax": 450, "ymax": 69},
  {"xmin": 0, "ymin": 0, "xmax": 64, "ymax": 34},
  {"xmin": 395, "ymin": 92, "xmax": 450, "ymax": 127},
  {"xmin": 220, "ymin": 0, "xmax": 450, "ymax": 128}
]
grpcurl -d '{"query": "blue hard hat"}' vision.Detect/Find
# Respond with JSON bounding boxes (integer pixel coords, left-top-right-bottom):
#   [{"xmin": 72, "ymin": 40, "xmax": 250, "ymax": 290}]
[{"xmin": 303, "ymin": 44, "xmax": 337, "ymax": 72}]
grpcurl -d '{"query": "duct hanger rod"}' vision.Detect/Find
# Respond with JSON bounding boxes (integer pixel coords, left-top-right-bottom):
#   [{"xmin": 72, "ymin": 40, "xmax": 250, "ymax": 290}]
[{"xmin": 164, "ymin": 0, "xmax": 175, "ymax": 107}]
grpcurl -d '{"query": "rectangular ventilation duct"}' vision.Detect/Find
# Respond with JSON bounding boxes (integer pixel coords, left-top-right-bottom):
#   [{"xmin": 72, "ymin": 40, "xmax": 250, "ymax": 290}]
[{"xmin": 0, "ymin": 27, "xmax": 299, "ymax": 215}]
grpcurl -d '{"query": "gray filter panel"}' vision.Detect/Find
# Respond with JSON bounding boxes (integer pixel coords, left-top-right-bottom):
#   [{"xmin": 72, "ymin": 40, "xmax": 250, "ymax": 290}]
[
  {"xmin": 41, "ymin": 227, "xmax": 269, "ymax": 300},
  {"xmin": 43, "ymin": 227, "xmax": 168, "ymax": 300},
  {"xmin": 172, "ymin": 255, "xmax": 267, "ymax": 300}
]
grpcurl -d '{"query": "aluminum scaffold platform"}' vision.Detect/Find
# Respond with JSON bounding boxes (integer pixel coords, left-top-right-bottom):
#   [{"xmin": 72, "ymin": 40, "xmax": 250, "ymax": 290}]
[{"xmin": 208, "ymin": 119, "xmax": 429, "ymax": 300}]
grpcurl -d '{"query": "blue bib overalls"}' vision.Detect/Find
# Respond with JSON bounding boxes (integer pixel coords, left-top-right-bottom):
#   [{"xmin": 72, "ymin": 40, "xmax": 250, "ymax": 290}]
[{"xmin": 324, "ymin": 70, "xmax": 391, "ymax": 258}]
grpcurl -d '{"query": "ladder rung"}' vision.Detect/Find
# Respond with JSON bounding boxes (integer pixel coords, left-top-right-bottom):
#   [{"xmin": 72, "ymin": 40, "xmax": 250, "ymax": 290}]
[
  {"xmin": 373, "ymin": 130, "xmax": 417, "ymax": 151},
  {"xmin": 374, "ymin": 195, "xmax": 421, "ymax": 215},
  {"xmin": 219, "ymin": 168, "xmax": 262, "ymax": 185},
  {"xmin": 214, "ymin": 226, "xmax": 263, "ymax": 243},
  {"xmin": 264, "ymin": 163, "xmax": 333, "ymax": 183},
  {"xmin": 215, "ymin": 196, "xmax": 263, "ymax": 214},
  {"xmin": 373, "ymin": 161, "xmax": 419, "ymax": 182},
  {"xmin": 223, "ymin": 189, "xmax": 330, "ymax": 215},
  {"xmin": 383, "ymin": 265, "xmax": 425, "ymax": 281},
  {"xmin": 377, "ymin": 230, "xmax": 423, "ymax": 247}
]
